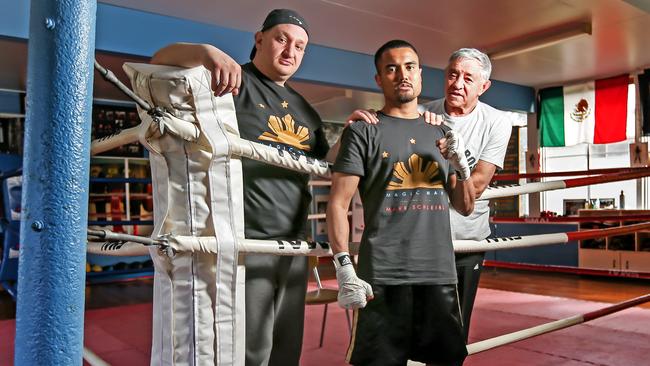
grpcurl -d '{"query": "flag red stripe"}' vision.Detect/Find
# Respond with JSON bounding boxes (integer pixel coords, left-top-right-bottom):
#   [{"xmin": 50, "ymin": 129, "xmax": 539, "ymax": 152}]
[{"xmin": 594, "ymin": 75, "xmax": 628, "ymax": 144}]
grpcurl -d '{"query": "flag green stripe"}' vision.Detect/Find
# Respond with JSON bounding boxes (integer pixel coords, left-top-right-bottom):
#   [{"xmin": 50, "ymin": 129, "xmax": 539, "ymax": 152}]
[{"xmin": 539, "ymin": 87, "xmax": 565, "ymax": 147}]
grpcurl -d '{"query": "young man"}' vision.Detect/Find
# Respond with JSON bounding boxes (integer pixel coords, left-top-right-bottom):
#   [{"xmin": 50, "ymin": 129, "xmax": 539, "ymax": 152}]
[
  {"xmin": 422, "ymin": 48, "xmax": 512, "ymax": 341},
  {"xmin": 327, "ymin": 40, "xmax": 475, "ymax": 366},
  {"xmin": 151, "ymin": 9, "xmax": 372, "ymax": 366}
]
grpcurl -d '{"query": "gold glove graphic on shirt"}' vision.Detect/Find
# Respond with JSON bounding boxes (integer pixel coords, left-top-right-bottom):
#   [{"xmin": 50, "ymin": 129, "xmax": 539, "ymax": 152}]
[
  {"xmin": 387, "ymin": 154, "xmax": 443, "ymax": 190},
  {"xmin": 259, "ymin": 114, "xmax": 311, "ymax": 151}
]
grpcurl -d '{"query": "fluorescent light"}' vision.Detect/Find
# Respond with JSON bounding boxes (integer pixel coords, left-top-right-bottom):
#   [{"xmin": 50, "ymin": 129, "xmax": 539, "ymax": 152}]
[{"xmin": 488, "ymin": 22, "xmax": 592, "ymax": 60}]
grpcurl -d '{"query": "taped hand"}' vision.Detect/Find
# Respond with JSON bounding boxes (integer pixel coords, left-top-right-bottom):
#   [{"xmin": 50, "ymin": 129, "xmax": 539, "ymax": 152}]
[
  {"xmin": 333, "ymin": 252, "xmax": 374, "ymax": 309},
  {"xmin": 437, "ymin": 130, "xmax": 471, "ymax": 181}
]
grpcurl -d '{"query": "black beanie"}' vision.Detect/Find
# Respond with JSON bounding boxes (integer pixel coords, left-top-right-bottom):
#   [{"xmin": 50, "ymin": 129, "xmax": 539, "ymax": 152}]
[{"xmin": 250, "ymin": 9, "xmax": 309, "ymax": 60}]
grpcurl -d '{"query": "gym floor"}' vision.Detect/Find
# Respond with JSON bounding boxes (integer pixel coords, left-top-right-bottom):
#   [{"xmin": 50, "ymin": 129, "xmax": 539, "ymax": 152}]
[{"xmin": 1, "ymin": 267, "xmax": 649, "ymax": 365}]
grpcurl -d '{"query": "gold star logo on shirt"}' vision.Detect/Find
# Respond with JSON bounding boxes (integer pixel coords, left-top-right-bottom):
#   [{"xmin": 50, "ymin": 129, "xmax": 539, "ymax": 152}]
[
  {"xmin": 382, "ymin": 151, "xmax": 390, "ymax": 158},
  {"xmin": 258, "ymin": 103, "xmax": 266, "ymax": 109},
  {"xmin": 410, "ymin": 138, "xmax": 416, "ymax": 144},
  {"xmin": 281, "ymin": 101, "xmax": 289, "ymax": 108}
]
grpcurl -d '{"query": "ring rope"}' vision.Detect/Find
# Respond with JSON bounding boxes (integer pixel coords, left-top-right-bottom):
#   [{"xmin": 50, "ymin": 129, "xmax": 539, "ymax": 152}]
[
  {"xmin": 228, "ymin": 134, "xmax": 331, "ymax": 177},
  {"xmin": 449, "ymin": 221, "xmax": 650, "ymax": 253},
  {"xmin": 493, "ymin": 167, "xmax": 647, "ymax": 181},
  {"xmin": 83, "ymin": 346, "xmax": 110, "ymax": 366},
  {"xmin": 86, "ymin": 232, "xmax": 359, "ymax": 257},
  {"xmin": 466, "ymin": 293, "xmax": 650, "ymax": 355},
  {"xmin": 86, "ymin": 221, "xmax": 650, "ymax": 256},
  {"xmin": 90, "ymin": 126, "xmax": 142, "ymax": 156},
  {"xmin": 492, "ymin": 214, "xmax": 650, "ymax": 223},
  {"xmin": 480, "ymin": 170, "xmax": 650, "ymax": 200}
]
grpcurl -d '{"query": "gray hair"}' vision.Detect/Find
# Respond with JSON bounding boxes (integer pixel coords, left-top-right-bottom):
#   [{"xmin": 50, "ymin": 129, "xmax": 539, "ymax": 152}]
[{"xmin": 449, "ymin": 48, "xmax": 492, "ymax": 81}]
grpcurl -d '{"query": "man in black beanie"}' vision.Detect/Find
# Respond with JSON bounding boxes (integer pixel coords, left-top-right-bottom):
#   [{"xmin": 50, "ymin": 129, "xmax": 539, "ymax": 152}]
[{"xmin": 152, "ymin": 9, "xmax": 373, "ymax": 366}]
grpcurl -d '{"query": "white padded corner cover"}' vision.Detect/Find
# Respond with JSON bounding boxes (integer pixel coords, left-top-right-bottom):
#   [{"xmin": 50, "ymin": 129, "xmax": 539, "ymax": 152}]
[{"xmin": 123, "ymin": 62, "xmax": 245, "ymax": 366}]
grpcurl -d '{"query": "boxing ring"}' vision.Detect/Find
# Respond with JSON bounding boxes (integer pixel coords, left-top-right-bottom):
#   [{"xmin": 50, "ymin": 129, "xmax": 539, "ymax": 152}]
[{"xmin": 83, "ymin": 62, "xmax": 650, "ymax": 365}]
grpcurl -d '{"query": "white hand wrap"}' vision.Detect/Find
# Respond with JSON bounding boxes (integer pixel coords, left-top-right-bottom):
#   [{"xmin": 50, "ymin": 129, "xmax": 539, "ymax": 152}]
[
  {"xmin": 444, "ymin": 130, "xmax": 471, "ymax": 181},
  {"xmin": 333, "ymin": 252, "xmax": 373, "ymax": 309}
]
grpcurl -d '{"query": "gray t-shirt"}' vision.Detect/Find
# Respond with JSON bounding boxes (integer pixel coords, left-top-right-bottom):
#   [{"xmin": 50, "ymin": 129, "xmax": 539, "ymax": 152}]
[
  {"xmin": 333, "ymin": 113, "xmax": 457, "ymax": 285},
  {"xmin": 422, "ymin": 99, "xmax": 512, "ymax": 241}
]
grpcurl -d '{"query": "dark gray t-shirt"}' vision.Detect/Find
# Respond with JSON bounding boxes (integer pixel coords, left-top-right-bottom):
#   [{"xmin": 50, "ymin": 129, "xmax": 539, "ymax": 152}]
[
  {"xmin": 333, "ymin": 113, "xmax": 457, "ymax": 285},
  {"xmin": 235, "ymin": 63, "xmax": 329, "ymax": 239}
]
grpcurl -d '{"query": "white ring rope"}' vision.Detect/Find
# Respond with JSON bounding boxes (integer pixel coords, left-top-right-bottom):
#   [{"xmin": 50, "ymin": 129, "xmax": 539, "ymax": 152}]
[
  {"xmin": 467, "ymin": 315, "xmax": 583, "ymax": 355},
  {"xmin": 87, "ymin": 241, "xmax": 152, "ymax": 257},
  {"xmin": 90, "ymin": 126, "xmax": 141, "ymax": 156},
  {"xmin": 480, "ymin": 181, "xmax": 565, "ymax": 200},
  {"xmin": 480, "ymin": 169, "xmax": 650, "ymax": 200},
  {"xmin": 90, "ymin": 123, "xmax": 330, "ymax": 177},
  {"xmin": 87, "ymin": 221, "xmax": 650, "ymax": 257},
  {"xmin": 466, "ymin": 293, "xmax": 650, "ymax": 355},
  {"xmin": 453, "ymin": 233, "xmax": 569, "ymax": 253},
  {"xmin": 456, "ymin": 221, "xmax": 650, "ymax": 252},
  {"xmin": 228, "ymin": 134, "xmax": 330, "ymax": 177},
  {"xmin": 86, "ymin": 236, "xmax": 360, "ymax": 257},
  {"xmin": 83, "ymin": 347, "xmax": 111, "ymax": 366}
]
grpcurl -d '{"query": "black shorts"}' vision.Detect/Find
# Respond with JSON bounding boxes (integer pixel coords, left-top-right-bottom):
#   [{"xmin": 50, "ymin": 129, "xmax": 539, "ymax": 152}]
[{"xmin": 346, "ymin": 284, "xmax": 467, "ymax": 366}]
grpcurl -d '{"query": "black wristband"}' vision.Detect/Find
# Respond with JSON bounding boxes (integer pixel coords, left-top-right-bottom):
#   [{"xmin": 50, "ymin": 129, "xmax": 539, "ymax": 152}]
[{"xmin": 334, "ymin": 253, "xmax": 352, "ymax": 268}]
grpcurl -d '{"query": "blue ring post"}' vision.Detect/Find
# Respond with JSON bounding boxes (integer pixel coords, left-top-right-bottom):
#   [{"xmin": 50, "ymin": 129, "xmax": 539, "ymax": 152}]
[{"xmin": 15, "ymin": 1, "xmax": 97, "ymax": 364}]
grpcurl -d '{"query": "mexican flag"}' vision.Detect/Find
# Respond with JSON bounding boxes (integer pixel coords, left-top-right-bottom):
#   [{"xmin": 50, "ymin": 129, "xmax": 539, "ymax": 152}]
[{"xmin": 539, "ymin": 75, "xmax": 629, "ymax": 147}]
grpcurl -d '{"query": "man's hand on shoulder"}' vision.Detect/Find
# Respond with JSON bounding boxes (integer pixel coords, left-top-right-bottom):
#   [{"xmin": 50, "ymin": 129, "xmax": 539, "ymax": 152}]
[
  {"xmin": 325, "ymin": 111, "xmax": 375, "ymax": 164},
  {"xmin": 203, "ymin": 45, "xmax": 242, "ymax": 97},
  {"xmin": 345, "ymin": 109, "xmax": 378, "ymax": 126},
  {"xmin": 422, "ymin": 110, "xmax": 444, "ymax": 125}
]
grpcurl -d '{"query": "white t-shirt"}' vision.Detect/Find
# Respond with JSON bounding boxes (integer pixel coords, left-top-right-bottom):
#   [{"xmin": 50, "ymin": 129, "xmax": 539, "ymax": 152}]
[{"xmin": 422, "ymin": 99, "xmax": 512, "ymax": 240}]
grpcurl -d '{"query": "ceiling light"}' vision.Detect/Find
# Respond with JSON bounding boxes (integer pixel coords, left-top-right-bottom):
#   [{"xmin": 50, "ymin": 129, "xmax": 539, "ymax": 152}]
[{"xmin": 488, "ymin": 22, "xmax": 592, "ymax": 60}]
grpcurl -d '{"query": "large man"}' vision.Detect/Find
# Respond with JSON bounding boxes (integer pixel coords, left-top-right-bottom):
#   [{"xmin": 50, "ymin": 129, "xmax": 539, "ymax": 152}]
[
  {"xmin": 151, "ymin": 9, "xmax": 370, "ymax": 366},
  {"xmin": 327, "ymin": 40, "xmax": 475, "ymax": 366},
  {"xmin": 422, "ymin": 48, "xmax": 512, "ymax": 341}
]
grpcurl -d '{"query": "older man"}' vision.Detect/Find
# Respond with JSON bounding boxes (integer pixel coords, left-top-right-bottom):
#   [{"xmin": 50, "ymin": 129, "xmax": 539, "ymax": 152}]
[{"xmin": 423, "ymin": 48, "xmax": 512, "ymax": 341}]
